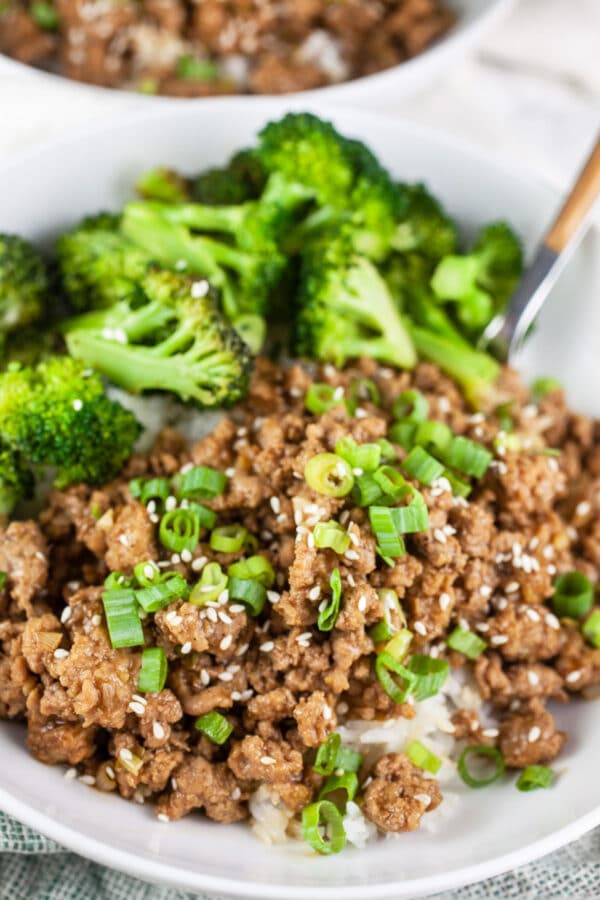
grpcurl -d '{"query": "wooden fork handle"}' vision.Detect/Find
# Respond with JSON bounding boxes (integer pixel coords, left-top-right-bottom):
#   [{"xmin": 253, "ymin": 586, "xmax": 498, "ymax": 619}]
[{"xmin": 545, "ymin": 135, "xmax": 600, "ymax": 253}]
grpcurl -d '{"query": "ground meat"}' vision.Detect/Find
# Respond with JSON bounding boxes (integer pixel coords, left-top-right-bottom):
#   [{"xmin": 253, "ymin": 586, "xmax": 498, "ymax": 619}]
[
  {"xmin": 487, "ymin": 605, "xmax": 563, "ymax": 662},
  {"xmin": 498, "ymin": 702, "xmax": 567, "ymax": 768},
  {"xmin": 475, "ymin": 654, "xmax": 565, "ymax": 707},
  {"xmin": 228, "ymin": 735, "xmax": 303, "ymax": 783},
  {"xmin": 0, "ymin": 521, "xmax": 48, "ymax": 613},
  {"xmin": 104, "ymin": 502, "xmax": 157, "ymax": 572},
  {"xmin": 157, "ymin": 755, "xmax": 247, "ymax": 822},
  {"xmin": 293, "ymin": 691, "xmax": 336, "ymax": 747},
  {"xmin": 26, "ymin": 688, "xmax": 97, "ymax": 765},
  {"xmin": 363, "ymin": 753, "xmax": 442, "ymax": 832},
  {"xmin": 246, "ymin": 687, "xmax": 296, "ymax": 724}
]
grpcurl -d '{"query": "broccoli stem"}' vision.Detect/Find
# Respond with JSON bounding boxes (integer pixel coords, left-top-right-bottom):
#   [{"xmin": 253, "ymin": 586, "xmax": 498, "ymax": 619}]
[{"xmin": 409, "ymin": 325, "xmax": 499, "ymax": 407}]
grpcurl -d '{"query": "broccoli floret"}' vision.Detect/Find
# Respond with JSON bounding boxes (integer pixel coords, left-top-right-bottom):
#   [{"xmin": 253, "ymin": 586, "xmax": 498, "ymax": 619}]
[
  {"xmin": 0, "ymin": 234, "xmax": 49, "ymax": 334},
  {"xmin": 0, "ymin": 441, "xmax": 34, "ymax": 517},
  {"xmin": 430, "ymin": 222, "xmax": 523, "ymax": 332},
  {"xmin": 56, "ymin": 213, "xmax": 153, "ymax": 312},
  {"xmin": 136, "ymin": 167, "xmax": 190, "ymax": 203},
  {"xmin": 192, "ymin": 149, "xmax": 267, "ymax": 205},
  {"xmin": 294, "ymin": 233, "xmax": 416, "ymax": 369},
  {"xmin": 0, "ymin": 357, "xmax": 141, "ymax": 488},
  {"xmin": 391, "ymin": 183, "xmax": 458, "ymax": 260},
  {"xmin": 0, "ymin": 326, "xmax": 63, "ymax": 371},
  {"xmin": 64, "ymin": 269, "xmax": 252, "ymax": 408}
]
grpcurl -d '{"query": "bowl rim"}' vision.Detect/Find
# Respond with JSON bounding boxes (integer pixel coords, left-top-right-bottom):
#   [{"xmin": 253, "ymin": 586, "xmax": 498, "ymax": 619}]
[
  {"xmin": 0, "ymin": 0, "xmax": 515, "ymax": 103},
  {"xmin": 0, "ymin": 99, "xmax": 593, "ymax": 900}
]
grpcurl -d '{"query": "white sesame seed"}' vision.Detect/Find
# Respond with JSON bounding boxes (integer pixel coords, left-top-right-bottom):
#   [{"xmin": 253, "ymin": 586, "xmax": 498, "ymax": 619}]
[
  {"xmin": 542, "ymin": 545, "xmax": 555, "ymax": 559},
  {"xmin": 358, "ymin": 595, "xmax": 368, "ymax": 613},
  {"xmin": 149, "ymin": 514, "xmax": 159, "ymax": 524},
  {"xmin": 231, "ymin": 786, "xmax": 241, "ymax": 800},
  {"xmin": 261, "ymin": 756, "xmax": 276, "ymax": 765},
  {"xmin": 143, "ymin": 564, "xmax": 156, "ymax": 580},
  {"xmin": 60, "ymin": 607, "xmax": 72, "ymax": 624},
  {"xmin": 119, "ymin": 748, "xmax": 133, "ymax": 762},
  {"xmin": 170, "ymin": 553, "xmax": 181, "ymax": 565},
  {"xmin": 206, "ymin": 607, "xmax": 218, "ymax": 623},
  {"xmin": 545, "ymin": 612, "xmax": 560, "ymax": 630},
  {"xmin": 323, "ymin": 705, "xmax": 333, "ymax": 721},
  {"xmin": 266, "ymin": 591, "xmax": 280, "ymax": 606},
  {"xmin": 260, "ymin": 641, "xmax": 275, "ymax": 652},
  {"xmin": 547, "ymin": 563, "xmax": 557, "ymax": 575},
  {"xmin": 414, "ymin": 621, "xmax": 427, "ymax": 636},
  {"xmin": 355, "ymin": 408, "xmax": 368, "ymax": 419},
  {"xmin": 308, "ymin": 586, "xmax": 321, "ymax": 601},
  {"xmin": 297, "ymin": 632, "xmax": 312, "ymax": 643},
  {"xmin": 72, "ymin": 399, "xmax": 83, "ymax": 412},
  {"xmin": 236, "ymin": 643, "xmax": 249, "ymax": 657},
  {"xmin": 79, "ymin": 774, "xmax": 96, "ymax": 786},
  {"xmin": 269, "ymin": 496, "xmax": 281, "ymax": 514},
  {"xmin": 505, "ymin": 581, "xmax": 519, "ymax": 593},
  {"xmin": 146, "ymin": 500, "xmax": 156, "ymax": 514},
  {"xmin": 415, "ymin": 793, "xmax": 431, "ymax": 807},
  {"xmin": 191, "ymin": 556, "xmax": 208, "ymax": 573},
  {"xmin": 482, "ymin": 728, "xmax": 499, "ymax": 739},
  {"xmin": 157, "ymin": 813, "xmax": 170, "ymax": 823},
  {"xmin": 220, "ymin": 635, "xmax": 233, "ymax": 651},
  {"xmin": 576, "ymin": 501, "xmax": 591, "ymax": 517},
  {"xmin": 64, "ymin": 768, "xmax": 77, "ymax": 780},
  {"xmin": 345, "ymin": 549, "xmax": 359, "ymax": 561},
  {"xmin": 496, "ymin": 597, "xmax": 508, "ymax": 611},
  {"xmin": 476, "ymin": 622, "xmax": 489, "ymax": 633},
  {"xmin": 439, "ymin": 592, "xmax": 451, "ymax": 611},
  {"xmin": 191, "ymin": 279, "xmax": 210, "ymax": 298},
  {"xmin": 490, "ymin": 635, "xmax": 508, "ymax": 646},
  {"xmin": 181, "ymin": 641, "xmax": 192, "ymax": 655},
  {"xmin": 200, "ymin": 669, "xmax": 210, "ymax": 686},
  {"xmin": 566, "ymin": 670, "xmax": 582, "ymax": 684},
  {"xmin": 433, "ymin": 528, "xmax": 447, "ymax": 543},
  {"xmin": 153, "ymin": 723, "xmax": 165, "ymax": 740},
  {"xmin": 480, "ymin": 585, "xmax": 492, "ymax": 598},
  {"xmin": 337, "ymin": 701, "xmax": 349, "ymax": 715},
  {"xmin": 53, "ymin": 648, "xmax": 69, "ymax": 659},
  {"xmin": 105, "ymin": 766, "xmax": 115, "ymax": 780},
  {"xmin": 118, "ymin": 534, "xmax": 130, "ymax": 547},
  {"xmin": 528, "ymin": 670, "xmax": 540, "ymax": 687},
  {"xmin": 526, "ymin": 608, "xmax": 541, "ymax": 622},
  {"xmin": 352, "ymin": 467, "xmax": 364, "ymax": 477},
  {"xmin": 528, "ymin": 726, "xmax": 541, "ymax": 743},
  {"xmin": 218, "ymin": 672, "xmax": 234, "ymax": 682},
  {"xmin": 219, "ymin": 611, "xmax": 233, "ymax": 625},
  {"xmin": 128, "ymin": 701, "xmax": 146, "ymax": 716}
]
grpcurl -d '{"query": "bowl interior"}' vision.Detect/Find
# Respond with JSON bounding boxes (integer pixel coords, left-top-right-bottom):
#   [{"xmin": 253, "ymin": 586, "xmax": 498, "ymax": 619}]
[{"xmin": 1, "ymin": 100, "xmax": 599, "ymax": 899}]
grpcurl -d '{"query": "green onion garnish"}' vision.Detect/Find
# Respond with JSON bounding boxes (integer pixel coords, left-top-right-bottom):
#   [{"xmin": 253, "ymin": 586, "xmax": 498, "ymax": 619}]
[
  {"xmin": 0, "ymin": 572, "xmax": 6, "ymax": 590},
  {"xmin": 442, "ymin": 435, "xmax": 492, "ymax": 478},
  {"xmin": 372, "ymin": 465, "xmax": 408, "ymax": 499},
  {"xmin": 175, "ymin": 53, "xmax": 219, "ymax": 81},
  {"xmin": 130, "ymin": 477, "xmax": 171, "ymax": 507},
  {"xmin": 135, "ymin": 574, "xmax": 188, "ymax": 613},
  {"xmin": 375, "ymin": 651, "xmax": 417, "ymax": 704},
  {"xmin": 178, "ymin": 466, "xmax": 227, "ymax": 500},
  {"xmin": 369, "ymin": 507, "xmax": 406, "ymax": 558},
  {"xmin": 301, "ymin": 800, "xmax": 346, "ymax": 855},
  {"xmin": 189, "ymin": 562, "xmax": 228, "ymax": 606},
  {"xmin": 104, "ymin": 571, "xmax": 135, "ymax": 590},
  {"xmin": 188, "ymin": 502, "xmax": 217, "ymax": 530},
  {"xmin": 133, "ymin": 560, "xmax": 160, "ymax": 587},
  {"xmin": 388, "ymin": 421, "xmax": 417, "ymax": 451},
  {"xmin": 352, "ymin": 473, "xmax": 386, "ymax": 508},
  {"xmin": 159, "ymin": 508, "xmax": 201, "ymax": 553},
  {"xmin": 458, "ymin": 745, "xmax": 505, "ymax": 788},
  {"xmin": 369, "ymin": 589, "xmax": 404, "ymax": 643},
  {"xmin": 346, "ymin": 378, "xmax": 381, "ymax": 414},
  {"xmin": 137, "ymin": 647, "xmax": 168, "ymax": 693},
  {"xmin": 414, "ymin": 420, "xmax": 453, "ymax": 456},
  {"xmin": 531, "ymin": 376, "xmax": 561, "ymax": 401},
  {"xmin": 313, "ymin": 521, "xmax": 350, "ymax": 555},
  {"xmin": 317, "ymin": 568, "xmax": 342, "ymax": 631},
  {"xmin": 443, "ymin": 468, "xmax": 472, "ymax": 498},
  {"xmin": 102, "ymin": 589, "xmax": 144, "ymax": 649},
  {"xmin": 516, "ymin": 765, "xmax": 554, "ymax": 792},
  {"xmin": 392, "ymin": 493, "xmax": 429, "ymax": 534},
  {"xmin": 551, "ymin": 571, "xmax": 594, "ymax": 618},
  {"xmin": 314, "ymin": 733, "xmax": 341, "ymax": 775},
  {"xmin": 376, "ymin": 438, "xmax": 397, "ymax": 463},
  {"xmin": 210, "ymin": 524, "xmax": 248, "ymax": 554},
  {"xmin": 406, "ymin": 739, "xmax": 442, "ymax": 775},
  {"xmin": 407, "ymin": 654, "xmax": 449, "ymax": 700},
  {"xmin": 335, "ymin": 436, "xmax": 382, "ymax": 472},
  {"xmin": 305, "ymin": 383, "xmax": 344, "ymax": 415},
  {"xmin": 401, "ymin": 446, "xmax": 445, "ymax": 486},
  {"xmin": 383, "ymin": 628, "xmax": 413, "ymax": 662},
  {"xmin": 392, "ymin": 389, "xmax": 429, "ymax": 423},
  {"xmin": 336, "ymin": 746, "xmax": 362, "ymax": 773},
  {"xmin": 195, "ymin": 711, "xmax": 234, "ymax": 745},
  {"xmin": 31, "ymin": 0, "xmax": 59, "ymax": 30},
  {"xmin": 228, "ymin": 577, "xmax": 266, "ymax": 617},
  {"xmin": 582, "ymin": 609, "xmax": 600, "ymax": 648},
  {"xmin": 304, "ymin": 453, "xmax": 354, "ymax": 497},
  {"xmin": 228, "ymin": 555, "xmax": 275, "ymax": 587},
  {"xmin": 318, "ymin": 772, "xmax": 359, "ymax": 808},
  {"xmin": 447, "ymin": 626, "xmax": 487, "ymax": 659}
]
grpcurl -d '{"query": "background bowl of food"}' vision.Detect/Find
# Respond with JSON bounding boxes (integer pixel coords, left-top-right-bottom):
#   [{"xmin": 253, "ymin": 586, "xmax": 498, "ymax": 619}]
[
  {"xmin": 1, "ymin": 99, "xmax": 600, "ymax": 900},
  {"xmin": 0, "ymin": 0, "xmax": 514, "ymax": 102}
]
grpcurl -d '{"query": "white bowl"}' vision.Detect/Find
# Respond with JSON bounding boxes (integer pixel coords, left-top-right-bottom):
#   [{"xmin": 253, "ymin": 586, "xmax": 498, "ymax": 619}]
[
  {"xmin": 0, "ymin": 0, "xmax": 515, "ymax": 106},
  {"xmin": 1, "ymin": 100, "xmax": 600, "ymax": 899}
]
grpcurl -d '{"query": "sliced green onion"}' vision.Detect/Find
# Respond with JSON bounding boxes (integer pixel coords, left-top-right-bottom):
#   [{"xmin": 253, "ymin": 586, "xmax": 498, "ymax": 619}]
[
  {"xmin": 136, "ymin": 575, "xmax": 188, "ymax": 613},
  {"xmin": 301, "ymin": 800, "xmax": 346, "ymax": 855},
  {"xmin": 402, "ymin": 446, "xmax": 445, "ymax": 486},
  {"xmin": 228, "ymin": 577, "xmax": 266, "ymax": 617},
  {"xmin": 159, "ymin": 509, "xmax": 201, "ymax": 553},
  {"xmin": 304, "ymin": 453, "xmax": 354, "ymax": 497},
  {"xmin": 137, "ymin": 647, "xmax": 168, "ymax": 693},
  {"xmin": 516, "ymin": 765, "xmax": 554, "ymax": 792},
  {"xmin": 352, "ymin": 473, "xmax": 385, "ymax": 508},
  {"xmin": 313, "ymin": 521, "xmax": 351, "ymax": 555},
  {"xmin": 129, "ymin": 477, "xmax": 171, "ymax": 507},
  {"xmin": 407, "ymin": 654, "xmax": 449, "ymax": 700},
  {"xmin": 189, "ymin": 562, "xmax": 228, "ymax": 606},
  {"xmin": 582, "ymin": 609, "xmax": 600, "ymax": 648},
  {"xmin": 406, "ymin": 739, "xmax": 442, "ymax": 775},
  {"xmin": 318, "ymin": 568, "xmax": 342, "ymax": 632},
  {"xmin": 531, "ymin": 376, "xmax": 561, "ymax": 401},
  {"xmin": 493, "ymin": 432, "xmax": 521, "ymax": 454},
  {"xmin": 346, "ymin": 378, "xmax": 381, "ymax": 414},
  {"xmin": 195, "ymin": 711, "xmax": 233, "ymax": 745},
  {"xmin": 443, "ymin": 468, "xmax": 472, "ymax": 498},
  {"xmin": 389, "ymin": 421, "xmax": 417, "ymax": 451},
  {"xmin": 369, "ymin": 589, "xmax": 404, "ymax": 643},
  {"xmin": 458, "ymin": 745, "xmax": 505, "ymax": 788},
  {"xmin": 210, "ymin": 524, "xmax": 248, "ymax": 554},
  {"xmin": 391, "ymin": 490, "xmax": 429, "ymax": 534},
  {"xmin": 188, "ymin": 502, "xmax": 217, "ymax": 530},
  {"xmin": 31, "ymin": 1, "xmax": 60, "ymax": 30},
  {"xmin": 383, "ymin": 628, "xmax": 413, "ymax": 662},
  {"xmin": 228, "ymin": 555, "xmax": 275, "ymax": 587},
  {"xmin": 447, "ymin": 626, "xmax": 487, "ymax": 660},
  {"xmin": 442, "ymin": 435, "xmax": 492, "ymax": 478},
  {"xmin": 495, "ymin": 402, "xmax": 514, "ymax": 434},
  {"xmin": 335, "ymin": 436, "xmax": 382, "ymax": 472},
  {"xmin": 0, "ymin": 572, "xmax": 6, "ymax": 590},
  {"xmin": 369, "ymin": 507, "xmax": 405, "ymax": 558},
  {"xmin": 392, "ymin": 389, "xmax": 429, "ymax": 423},
  {"xmin": 104, "ymin": 571, "xmax": 135, "ymax": 590},
  {"xmin": 102, "ymin": 589, "xmax": 144, "ymax": 649},
  {"xmin": 133, "ymin": 560, "xmax": 160, "ymax": 587},
  {"xmin": 314, "ymin": 733, "xmax": 341, "ymax": 776},
  {"xmin": 375, "ymin": 651, "xmax": 417, "ymax": 704},
  {"xmin": 372, "ymin": 465, "xmax": 408, "ymax": 499},
  {"xmin": 552, "ymin": 571, "xmax": 594, "ymax": 618},
  {"xmin": 178, "ymin": 466, "xmax": 227, "ymax": 500},
  {"xmin": 414, "ymin": 420, "xmax": 453, "ymax": 456},
  {"xmin": 376, "ymin": 438, "xmax": 397, "ymax": 463},
  {"xmin": 305, "ymin": 383, "xmax": 344, "ymax": 415},
  {"xmin": 176, "ymin": 53, "xmax": 219, "ymax": 81},
  {"xmin": 335, "ymin": 746, "xmax": 362, "ymax": 773},
  {"xmin": 318, "ymin": 772, "xmax": 359, "ymax": 808}
]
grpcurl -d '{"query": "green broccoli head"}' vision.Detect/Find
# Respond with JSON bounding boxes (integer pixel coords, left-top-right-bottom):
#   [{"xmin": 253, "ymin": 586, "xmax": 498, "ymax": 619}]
[
  {"xmin": 294, "ymin": 232, "xmax": 416, "ymax": 369},
  {"xmin": 0, "ymin": 441, "xmax": 34, "ymax": 517},
  {"xmin": 0, "ymin": 357, "xmax": 141, "ymax": 488},
  {"xmin": 392, "ymin": 183, "xmax": 458, "ymax": 260},
  {"xmin": 56, "ymin": 213, "xmax": 153, "ymax": 312},
  {"xmin": 136, "ymin": 167, "xmax": 190, "ymax": 203},
  {"xmin": 64, "ymin": 269, "xmax": 252, "ymax": 408},
  {"xmin": 0, "ymin": 234, "xmax": 49, "ymax": 334},
  {"xmin": 192, "ymin": 149, "xmax": 267, "ymax": 205},
  {"xmin": 430, "ymin": 221, "xmax": 523, "ymax": 332},
  {"xmin": 0, "ymin": 326, "xmax": 63, "ymax": 372}
]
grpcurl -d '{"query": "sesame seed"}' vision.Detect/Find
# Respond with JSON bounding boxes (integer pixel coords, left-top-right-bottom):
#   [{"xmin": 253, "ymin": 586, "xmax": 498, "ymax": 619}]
[
  {"xmin": 261, "ymin": 756, "xmax": 276, "ymax": 765},
  {"xmin": 219, "ymin": 611, "xmax": 233, "ymax": 625},
  {"xmin": 576, "ymin": 501, "xmax": 591, "ymax": 516},
  {"xmin": 415, "ymin": 793, "xmax": 431, "ymax": 807},
  {"xmin": 308, "ymin": 586, "xmax": 321, "ymax": 601},
  {"xmin": 64, "ymin": 768, "xmax": 77, "ymax": 780},
  {"xmin": 206, "ymin": 607, "xmax": 218, "ymax": 623},
  {"xmin": 480, "ymin": 585, "xmax": 492, "ymax": 598},
  {"xmin": 266, "ymin": 591, "xmax": 280, "ymax": 605},
  {"xmin": 345, "ymin": 549, "xmax": 359, "ymax": 561},
  {"xmin": 528, "ymin": 726, "xmax": 541, "ymax": 743},
  {"xmin": 54, "ymin": 648, "xmax": 69, "ymax": 659},
  {"xmin": 153, "ymin": 723, "xmax": 165, "ymax": 740},
  {"xmin": 496, "ymin": 597, "xmax": 508, "ymax": 611},
  {"xmin": 353, "ymin": 467, "xmax": 364, "ymax": 477},
  {"xmin": 439, "ymin": 593, "xmax": 451, "ymax": 611},
  {"xmin": 128, "ymin": 701, "xmax": 146, "ymax": 715},
  {"xmin": 236, "ymin": 643, "xmax": 249, "ymax": 657},
  {"xmin": 566, "ymin": 670, "xmax": 582, "ymax": 684},
  {"xmin": 414, "ymin": 621, "xmax": 427, "ymax": 636},
  {"xmin": 358, "ymin": 595, "xmax": 368, "ymax": 613},
  {"xmin": 220, "ymin": 635, "xmax": 233, "ymax": 651},
  {"xmin": 526, "ymin": 608, "xmax": 541, "ymax": 622},
  {"xmin": 72, "ymin": 399, "xmax": 83, "ymax": 412},
  {"xmin": 191, "ymin": 556, "xmax": 208, "ymax": 572},
  {"xmin": 143, "ymin": 564, "xmax": 156, "ymax": 580},
  {"xmin": 231, "ymin": 786, "xmax": 241, "ymax": 800},
  {"xmin": 132, "ymin": 694, "xmax": 147, "ymax": 705},
  {"xmin": 297, "ymin": 632, "xmax": 312, "ymax": 643},
  {"xmin": 79, "ymin": 774, "xmax": 96, "ymax": 786},
  {"xmin": 270, "ymin": 496, "xmax": 281, "ymax": 514},
  {"xmin": 323, "ymin": 705, "xmax": 333, "ymax": 721},
  {"xmin": 260, "ymin": 641, "xmax": 275, "ymax": 652},
  {"xmin": 542, "ymin": 545, "xmax": 555, "ymax": 559},
  {"xmin": 505, "ymin": 581, "xmax": 519, "ymax": 593},
  {"xmin": 218, "ymin": 672, "xmax": 234, "ymax": 682},
  {"xmin": 181, "ymin": 641, "xmax": 192, "ymax": 655},
  {"xmin": 547, "ymin": 564, "xmax": 557, "ymax": 575},
  {"xmin": 490, "ymin": 635, "xmax": 508, "ymax": 646},
  {"xmin": 146, "ymin": 500, "xmax": 156, "ymax": 514},
  {"xmin": 355, "ymin": 408, "xmax": 368, "ymax": 419},
  {"xmin": 157, "ymin": 813, "xmax": 170, "ymax": 823},
  {"xmin": 105, "ymin": 766, "xmax": 115, "ymax": 780},
  {"xmin": 545, "ymin": 612, "xmax": 560, "ymax": 630},
  {"xmin": 200, "ymin": 669, "xmax": 210, "ymax": 686},
  {"xmin": 191, "ymin": 279, "xmax": 210, "ymax": 298},
  {"xmin": 118, "ymin": 534, "xmax": 130, "ymax": 547},
  {"xmin": 433, "ymin": 528, "xmax": 447, "ymax": 544},
  {"xmin": 482, "ymin": 728, "xmax": 499, "ymax": 739},
  {"xmin": 60, "ymin": 607, "xmax": 72, "ymax": 624},
  {"xmin": 476, "ymin": 622, "xmax": 489, "ymax": 633},
  {"xmin": 528, "ymin": 670, "xmax": 540, "ymax": 686},
  {"xmin": 170, "ymin": 553, "xmax": 181, "ymax": 565},
  {"xmin": 180, "ymin": 549, "xmax": 192, "ymax": 564},
  {"xmin": 119, "ymin": 748, "xmax": 133, "ymax": 762}
]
